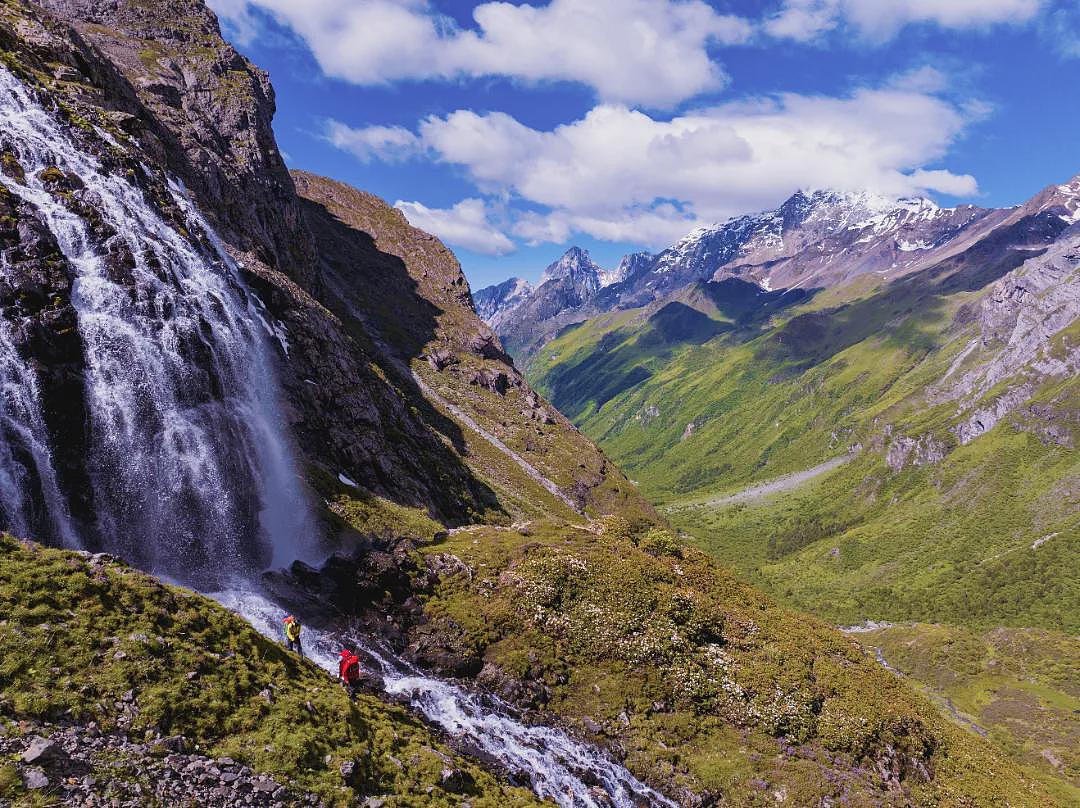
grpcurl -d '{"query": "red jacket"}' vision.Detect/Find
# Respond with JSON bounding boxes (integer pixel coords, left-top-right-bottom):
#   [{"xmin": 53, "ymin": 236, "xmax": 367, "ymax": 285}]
[{"xmin": 339, "ymin": 653, "xmax": 361, "ymax": 683}]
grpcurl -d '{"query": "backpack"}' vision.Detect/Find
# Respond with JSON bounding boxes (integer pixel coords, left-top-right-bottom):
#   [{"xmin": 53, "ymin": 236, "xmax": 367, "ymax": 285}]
[{"xmin": 343, "ymin": 656, "xmax": 360, "ymax": 682}]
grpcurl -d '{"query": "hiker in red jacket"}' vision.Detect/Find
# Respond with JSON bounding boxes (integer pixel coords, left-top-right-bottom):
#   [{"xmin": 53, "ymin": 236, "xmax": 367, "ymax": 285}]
[{"xmin": 339, "ymin": 649, "xmax": 362, "ymax": 699}]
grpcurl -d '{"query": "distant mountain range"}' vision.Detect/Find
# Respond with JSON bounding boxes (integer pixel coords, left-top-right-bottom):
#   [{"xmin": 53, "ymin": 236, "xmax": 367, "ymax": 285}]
[
  {"xmin": 509, "ymin": 171, "xmax": 1080, "ymax": 799},
  {"xmin": 475, "ymin": 180, "xmax": 1080, "ymax": 358}
]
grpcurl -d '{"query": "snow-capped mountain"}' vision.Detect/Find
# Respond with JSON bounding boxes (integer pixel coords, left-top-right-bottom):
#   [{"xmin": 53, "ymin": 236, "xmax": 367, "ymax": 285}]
[
  {"xmin": 539, "ymin": 246, "xmax": 613, "ymax": 295},
  {"xmin": 609, "ymin": 190, "xmax": 1004, "ymax": 306},
  {"xmin": 472, "ymin": 276, "xmax": 534, "ymax": 328},
  {"xmin": 480, "ymin": 178, "xmax": 1080, "ymax": 358},
  {"xmin": 474, "ymin": 247, "xmax": 617, "ymax": 354}
]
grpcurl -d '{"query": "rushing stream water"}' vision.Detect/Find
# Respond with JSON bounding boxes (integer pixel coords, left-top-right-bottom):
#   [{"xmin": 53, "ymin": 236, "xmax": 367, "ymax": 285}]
[
  {"xmin": 218, "ymin": 587, "xmax": 678, "ymax": 808},
  {"xmin": 0, "ymin": 64, "xmax": 675, "ymax": 807}
]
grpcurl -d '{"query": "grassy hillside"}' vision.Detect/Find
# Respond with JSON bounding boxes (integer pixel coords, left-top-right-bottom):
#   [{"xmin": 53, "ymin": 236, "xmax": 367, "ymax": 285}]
[
  {"xmin": 529, "ymin": 239, "xmax": 1080, "ymax": 634},
  {"xmin": 0, "ymin": 535, "xmax": 541, "ymax": 808},
  {"xmin": 850, "ymin": 624, "xmax": 1079, "ymax": 805},
  {"xmin": 527, "ymin": 232, "xmax": 1080, "ymax": 800},
  {"xmin": 667, "ymin": 431, "xmax": 1079, "ymax": 632},
  {"xmin": 408, "ymin": 518, "xmax": 1056, "ymax": 805}
]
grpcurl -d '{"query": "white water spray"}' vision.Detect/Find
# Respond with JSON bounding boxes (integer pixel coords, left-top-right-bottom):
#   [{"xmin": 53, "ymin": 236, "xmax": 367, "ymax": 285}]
[
  {"xmin": 0, "ymin": 65, "xmax": 316, "ymax": 581},
  {"xmin": 0, "ymin": 251, "xmax": 78, "ymax": 547}
]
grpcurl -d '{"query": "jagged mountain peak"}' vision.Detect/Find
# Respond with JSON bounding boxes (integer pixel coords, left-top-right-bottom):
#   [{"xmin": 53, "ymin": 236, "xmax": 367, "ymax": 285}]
[
  {"xmin": 1031, "ymin": 172, "xmax": 1080, "ymax": 223},
  {"xmin": 541, "ymin": 246, "xmax": 602, "ymax": 283},
  {"xmin": 473, "ymin": 276, "xmax": 534, "ymax": 326}
]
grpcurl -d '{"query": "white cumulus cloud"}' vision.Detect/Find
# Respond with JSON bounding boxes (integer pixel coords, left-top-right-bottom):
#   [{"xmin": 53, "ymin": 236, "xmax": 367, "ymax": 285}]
[
  {"xmin": 766, "ymin": 0, "xmax": 1046, "ymax": 42},
  {"xmin": 332, "ymin": 82, "xmax": 981, "ymax": 247},
  {"xmin": 395, "ymin": 198, "xmax": 515, "ymax": 255},
  {"xmin": 324, "ymin": 120, "xmax": 423, "ymax": 163},
  {"xmin": 208, "ymin": 0, "xmax": 752, "ymax": 107}
]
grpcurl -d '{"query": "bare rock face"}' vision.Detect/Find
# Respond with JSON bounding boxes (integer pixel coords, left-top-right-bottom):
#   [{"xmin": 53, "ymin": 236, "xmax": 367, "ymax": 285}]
[
  {"xmin": 473, "ymin": 277, "xmax": 533, "ymax": 330},
  {"xmin": 885, "ymin": 435, "xmax": 947, "ymax": 472},
  {"xmin": 33, "ymin": 0, "xmax": 317, "ymax": 287},
  {"xmin": 936, "ymin": 230, "xmax": 1080, "ymax": 445}
]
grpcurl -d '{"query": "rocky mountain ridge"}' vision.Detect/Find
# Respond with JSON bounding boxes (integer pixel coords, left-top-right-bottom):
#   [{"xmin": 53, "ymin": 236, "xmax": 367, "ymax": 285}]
[
  {"xmin": 480, "ymin": 182, "xmax": 1080, "ymax": 359},
  {"xmin": 472, "ymin": 276, "xmax": 533, "ymax": 329}
]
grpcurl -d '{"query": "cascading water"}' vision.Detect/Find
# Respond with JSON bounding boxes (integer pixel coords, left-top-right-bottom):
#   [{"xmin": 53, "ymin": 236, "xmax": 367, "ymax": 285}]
[
  {"xmin": 0, "ymin": 65, "xmax": 677, "ymax": 807},
  {"xmin": 0, "ymin": 252, "xmax": 78, "ymax": 548},
  {"xmin": 0, "ymin": 64, "xmax": 316, "ymax": 582},
  {"xmin": 221, "ymin": 589, "xmax": 679, "ymax": 808}
]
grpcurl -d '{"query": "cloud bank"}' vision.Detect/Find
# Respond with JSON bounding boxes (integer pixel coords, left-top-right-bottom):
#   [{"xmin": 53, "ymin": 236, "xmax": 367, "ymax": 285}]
[
  {"xmin": 209, "ymin": 0, "xmax": 752, "ymax": 107},
  {"xmin": 331, "ymin": 83, "xmax": 980, "ymax": 247},
  {"xmin": 394, "ymin": 198, "xmax": 515, "ymax": 255},
  {"xmin": 766, "ymin": 0, "xmax": 1046, "ymax": 42}
]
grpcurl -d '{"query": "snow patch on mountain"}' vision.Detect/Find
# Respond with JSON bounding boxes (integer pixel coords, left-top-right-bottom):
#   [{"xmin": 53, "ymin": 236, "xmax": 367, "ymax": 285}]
[
  {"xmin": 473, "ymin": 276, "xmax": 534, "ymax": 326},
  {"xmin": 1056, "ymin": 178, "xmax": 1080, "ymax": 223}
]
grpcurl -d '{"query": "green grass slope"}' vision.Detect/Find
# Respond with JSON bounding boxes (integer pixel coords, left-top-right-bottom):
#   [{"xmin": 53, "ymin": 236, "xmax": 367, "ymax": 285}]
[
  {"xmin": 0, "ymin": 535, "xmax": 541, "ymax": 807},
  {"xmin": 851, "ymin": 624, "xmax": 1079, "ymax": 805},
  {"xmin": 411, "ymin": 518, "xmax": 1056, "ymax": 805},
  {"xmin": 527, "ymin": 222, "xmax": 1080, "ymax": 801},
  {"xmin": 530, "ymin": 233, "xmax": 1080, "ymax": 633}
]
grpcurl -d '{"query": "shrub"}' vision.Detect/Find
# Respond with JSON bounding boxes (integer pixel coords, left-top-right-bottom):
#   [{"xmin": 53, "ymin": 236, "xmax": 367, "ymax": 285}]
[{"xmin": 640, "ymin": 528, "xmax": 682, "ymax": 558}]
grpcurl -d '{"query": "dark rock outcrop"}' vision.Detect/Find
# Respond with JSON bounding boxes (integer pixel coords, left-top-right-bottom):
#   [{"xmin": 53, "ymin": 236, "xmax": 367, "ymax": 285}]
[
  {"xmin": 0, "ymin": 721, "xmax": 317, "ymax": 807},
  {"xmin": 33, "ymin": 0, "xmax": 317, "ymax": 288}
]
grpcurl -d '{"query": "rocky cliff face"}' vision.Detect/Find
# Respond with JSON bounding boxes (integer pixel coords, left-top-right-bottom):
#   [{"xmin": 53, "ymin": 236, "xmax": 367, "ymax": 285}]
[
  {"xmin": 289, "ymin": 172, "xmax": 652, "ymax": 522},
  {"xmin": 0, "ymin": 0, "xmax": 650, "ymax": 543},
  {"xmin": 935, "ymin": 228, "xmax": 1080, "ymax": 446},
  {"xmin": 32, "ymin": 0, "xmax": 316, "ymax": 287},
  {"xmin": 493, "ymin": 247, "xmax": 616, "ymax": 356}
]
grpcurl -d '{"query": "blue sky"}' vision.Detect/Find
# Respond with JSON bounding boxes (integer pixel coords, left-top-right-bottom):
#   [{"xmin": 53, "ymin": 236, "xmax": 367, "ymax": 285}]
[{"xmin": 207, "ymin": 0, "xmax": 1080, "ymax": 289}]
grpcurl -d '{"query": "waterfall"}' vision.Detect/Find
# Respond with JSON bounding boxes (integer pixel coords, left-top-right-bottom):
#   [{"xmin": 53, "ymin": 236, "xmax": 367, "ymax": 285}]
[
  {"xmin": 219, "ymin": 588, "xmax": 679, "ymax": 808},
  {"xmin": 0, "ymin": 253, "xmax": 78, "ymax": 547},
  {"xmin": 0, "ymin": 64, "xmax": 316, "ymax": 582},
  {"xmin": 0, "ymin": 65, "xmax": 677, "ymax": 807}
]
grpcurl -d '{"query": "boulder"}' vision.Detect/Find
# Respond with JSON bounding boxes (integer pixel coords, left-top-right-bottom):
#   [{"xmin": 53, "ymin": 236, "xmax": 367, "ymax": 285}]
[
  {"xmin": 22, "ymin": 766, "xmax": 49, "ymax": 790},
  {"xmin": 22, "ymin": 736, "xmax": 65, "ymax": 764}
]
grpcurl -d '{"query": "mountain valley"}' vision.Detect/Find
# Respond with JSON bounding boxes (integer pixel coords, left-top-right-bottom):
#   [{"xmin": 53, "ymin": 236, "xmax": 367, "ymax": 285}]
[
  {"xmin": 479, "ymin": 172, "xmax": 1080, "ymax": 803},
  {"xmin": 0, "ymin": 0, "xmax": 1074, "ymax": 806}
]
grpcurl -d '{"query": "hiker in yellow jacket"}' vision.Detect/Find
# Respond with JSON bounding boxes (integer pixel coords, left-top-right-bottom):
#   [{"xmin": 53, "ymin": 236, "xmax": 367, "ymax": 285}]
[{"xmin": 282, "ymin": 614, "xmax": 304, "ymax": 659}]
